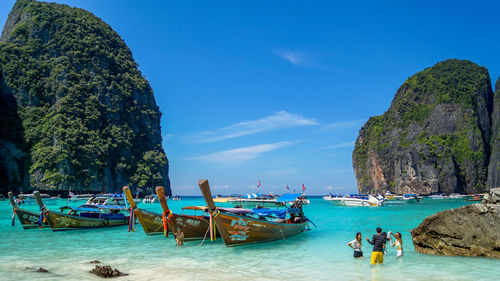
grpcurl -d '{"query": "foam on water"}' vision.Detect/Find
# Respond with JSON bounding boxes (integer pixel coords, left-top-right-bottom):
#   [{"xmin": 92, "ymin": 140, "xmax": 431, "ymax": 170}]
[{"xmin": 0, "ymin": 197, "xmax": 499, "ymax": 280}]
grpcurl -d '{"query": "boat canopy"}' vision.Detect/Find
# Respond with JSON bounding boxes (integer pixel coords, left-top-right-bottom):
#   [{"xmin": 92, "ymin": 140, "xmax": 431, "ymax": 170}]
[
  {"xmin": 75, "ymin": 204, "xmax": 128, "ymax": 211},
  {"xmin": 182, "ymin": 206, "xmax": 253, "ymax": 214},
  {"xmin": 276, "ymin": 193, "xmax": 302, "ymax": 202},
  {"xmin": 251, "ymin": 208, "xmax": 287, "ymax": 219}
]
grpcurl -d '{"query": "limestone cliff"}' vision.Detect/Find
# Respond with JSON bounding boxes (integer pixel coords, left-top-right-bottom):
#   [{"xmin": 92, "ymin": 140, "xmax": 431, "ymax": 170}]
[
  {"xmin": 0, "ymin": 0, "xmax": 170, "ymax": 195},
  {"xmin": 353, "ymin": 59, "xmax": 493, "ymax": 195},
  {"xmin": 0, "ymin": 67, "xmax": 27, "ymax": 195},
  {"xmin": 488, "ymin": 77, "xmax": 500, "ymax": 189}
]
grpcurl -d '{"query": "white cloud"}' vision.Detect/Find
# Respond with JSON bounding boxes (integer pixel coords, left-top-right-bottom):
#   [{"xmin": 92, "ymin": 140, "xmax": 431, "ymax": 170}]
[
  {"xmin": 325, "ymin": 186, "xmax": 349, "ymax": 191},
  {"xmin": 189, "ymin": 141, "xmax": 293, "ymax": 165},
  {"xmin": 187, "ymin": 111, "xmax": 316, "ymax": 143},
  {"xmin": 213, "ymin": 184, "xmax": 230, "ymax": 189},
  {"xmin": 321, "ymin": 141, "xmax": 355, "ymax": 149},
  {"xmin": 277, "ymin": 50, "xmax": 310, "ymax": 66},
  {"xmin": 321, "ymin": 120, "xmax": 365, "ymax": 131}
]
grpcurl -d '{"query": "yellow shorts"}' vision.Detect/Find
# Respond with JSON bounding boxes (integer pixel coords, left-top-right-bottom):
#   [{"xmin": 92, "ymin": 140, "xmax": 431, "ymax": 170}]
[{"xmin": 370, "ymin": 251, "xmax": 384, "ymax": 264}]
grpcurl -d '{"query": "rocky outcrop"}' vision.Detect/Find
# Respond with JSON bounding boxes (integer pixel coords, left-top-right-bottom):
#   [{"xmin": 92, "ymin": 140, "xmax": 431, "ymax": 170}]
[
  {"xmin": 488, "ymin": 76, "xmax": 500, "ymax": 189},
  {"xmin": 0, "ymin": 0, "xmax": 170, "ymax": 194},
  {"xmin": 89, "ymin": 265, "xmax": 128, "ymax": 278},
  {"xmin": 411, "ymin": 188, "xmax": 500, "ymax": 258},
  {"xmin": 353, "ymin": 59, "xmax": 494, "ymax": 195}
]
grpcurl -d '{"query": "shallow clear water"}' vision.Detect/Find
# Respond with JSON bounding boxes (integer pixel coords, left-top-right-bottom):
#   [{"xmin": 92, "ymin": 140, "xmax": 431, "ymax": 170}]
[{"xmin": 0, "ymin": 197, "xmax": 499, "ymax": 280}]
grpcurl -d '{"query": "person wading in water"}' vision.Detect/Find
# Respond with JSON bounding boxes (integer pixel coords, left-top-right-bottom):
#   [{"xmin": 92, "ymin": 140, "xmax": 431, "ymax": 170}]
[
  {"xmin": 348, "ymin": 232, "xmax": 364, "ymax": 259},
  {"xmin": 366, "ymin": 227, "xmax": 386, "ymax": 265}
]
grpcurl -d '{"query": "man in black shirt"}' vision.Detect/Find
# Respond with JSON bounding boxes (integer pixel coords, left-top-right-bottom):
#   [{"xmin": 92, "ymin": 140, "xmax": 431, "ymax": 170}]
[{"xmin": 366, "ymin": 227, "xmax": 385, "ymax": 264}]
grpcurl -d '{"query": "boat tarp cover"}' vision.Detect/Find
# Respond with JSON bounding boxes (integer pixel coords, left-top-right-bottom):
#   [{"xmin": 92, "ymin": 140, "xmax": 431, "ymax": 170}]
[
  {"xmin": 220, "ymin": 208, "xmax": 253, "ymax": 214},
  {"xmin": 251, "ymin": 208, "xmax": 287, "ymax": 219},
  {"xmin": 276, "ymin": 193, "xmax": 301, "ymax": 202}
]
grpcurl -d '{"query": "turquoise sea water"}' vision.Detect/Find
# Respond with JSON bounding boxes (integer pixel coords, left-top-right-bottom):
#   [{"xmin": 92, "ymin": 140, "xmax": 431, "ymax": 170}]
[{"xmin": 1, "ymin": 197, "xmax": 499, "ymax": 281}]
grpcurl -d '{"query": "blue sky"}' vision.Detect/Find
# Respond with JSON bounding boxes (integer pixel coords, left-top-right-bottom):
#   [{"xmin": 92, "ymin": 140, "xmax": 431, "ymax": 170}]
[{"xmin": 1, "ymin": 1, "xmax": 499, "ymax": 195}]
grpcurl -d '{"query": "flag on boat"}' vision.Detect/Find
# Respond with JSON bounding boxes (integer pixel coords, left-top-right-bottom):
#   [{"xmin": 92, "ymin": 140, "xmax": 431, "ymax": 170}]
[
  {"xmin": 286, "ymin": 184, "xmax": 290, "ymax": 191},
  {"xmin": 258, "ymin": 180, "xmax": 261, "ymax": 187},
  {"xmin": 68, "ymin": 190, "xmax": 74, "ymax": 197},
  {"xmin": 302, "ymin": 184, "xmax": 306, "ymax": 191}
]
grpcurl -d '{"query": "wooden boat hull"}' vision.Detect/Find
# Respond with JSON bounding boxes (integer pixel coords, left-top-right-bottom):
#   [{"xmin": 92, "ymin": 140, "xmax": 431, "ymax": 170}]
[
  {"xmin": 170, "ymin": 213, "xmax": 215, "ymax": 240},
  {"xmin": 214, "ymin": 211, "xmax": 307, "ymax": 247},
  {"xmin": 45, "ymin": 210, "xmax": 129, "ymax": 231},
  {"xmin": 14, "ymin": 208, "xmax": 48, "ymax": 229},
  {"xmin": 134, "ymin": 208, "xmax": 213, "ymax": 239},
  {"xmin": 134, "ymin": 209, "xmax": 164, "ymax": 235}
]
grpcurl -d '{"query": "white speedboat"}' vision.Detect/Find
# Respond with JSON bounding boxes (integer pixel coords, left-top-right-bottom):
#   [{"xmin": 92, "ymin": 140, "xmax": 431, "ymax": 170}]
[
  {"xmin": 143, "ymin": 194, "xmax": 158, "ymax": 203},
  {"xmin": 428, "ymin": 193, "xmax": 448, "ymax": 200},
  {"xmin": 403, "ymin": 193, "xmax": 420, "ymax": 203},
  {"xmin": 448, "ymin": 193, "xmax": 466, "ymax": 200},
  {"xmin": 384, "ymin": 192, "xmax": 405, "ymax": 204},
  {"xmin": 324, "ymin": 194, "xmax": 383, "ymax": 207}
]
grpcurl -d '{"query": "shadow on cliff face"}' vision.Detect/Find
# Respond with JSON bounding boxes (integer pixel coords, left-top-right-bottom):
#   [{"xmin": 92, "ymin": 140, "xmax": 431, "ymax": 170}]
[{"xmin": 0, "ymin": 68, "xmax": 28, "ymax": 195}]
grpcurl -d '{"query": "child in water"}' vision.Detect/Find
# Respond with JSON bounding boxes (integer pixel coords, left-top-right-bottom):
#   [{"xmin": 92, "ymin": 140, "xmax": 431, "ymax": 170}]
[
  {"xmin": 391, "ymin": 232, "xmax": 403, "ymax": 258},
  {"xmin": 347, "ymin": 232, "xmax": 364, "ymax": 259}
]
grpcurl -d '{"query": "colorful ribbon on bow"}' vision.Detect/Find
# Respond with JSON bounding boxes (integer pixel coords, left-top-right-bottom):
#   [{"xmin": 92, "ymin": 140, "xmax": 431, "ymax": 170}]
[
  {"xmin": 128, "ymin": 208, "xmax": 135, "ymax": 232},
  {"xmin": 210, "ymin": 210, "xmax": 219, "ymax": 241},
  {"xmin": 11, "ymin": 209, "xmax": 16, "ymax": 226},
  {"xmin": 162, "ymin": 210, "xmax": 172, "ymax": 237}
]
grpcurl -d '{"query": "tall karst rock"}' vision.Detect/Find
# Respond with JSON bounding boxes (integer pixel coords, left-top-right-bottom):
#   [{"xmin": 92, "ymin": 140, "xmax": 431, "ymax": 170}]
[
  {"xmin": 353, "ymin": 59, "xmax": 493, "ymax": 195},
  {"xmin": 0, "ymin": 67, "xmax": 27, "ymax": 195},
  {"xmin": 488, "ymin": 77, "xmax": 500, "ymax": 189},
  {"xmin": 0, "ymin": 0, "xmax": 170, "ymax": 195}
]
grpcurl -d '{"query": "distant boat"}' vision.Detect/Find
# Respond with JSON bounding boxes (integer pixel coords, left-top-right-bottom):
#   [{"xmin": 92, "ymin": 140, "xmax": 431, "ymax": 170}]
[
  {"xmin": 384, "ymin": 192, "xmax": 405, "ymax": 204},
  {"xmin": 143, "ymin": 194, "xmax": 158, "ymax": 204},
  {"xmin": 172, "ymin": 195, "xmax": 181, "ymax": 201},
  {"xmin": 84, "ymin": 193, "xmax": 140, "ymax": 207},
  {"xmin": 224, "ymin": 194, "xmax": 284, "ymax": 208},
  {"xmin": 466, "ymin": 194, "xmax": 484, "ymax": 201},
  {"xmin": 403, "ymin": 193, "xmax": 420, "ymax": 203},
  {"xmin": 448, "ymin": 193, "xmax": 467, "ymax": 200},
  {"xmin": 69, "ymin": 193, "xmax": 95, "ymax": 202},
  {"xmin": 324, "ymin": 194, "xmax": 383, "ymax": 207},
  {"xmin": 427, "ymin": 193, "xmax": 448, "ymax": 200}
]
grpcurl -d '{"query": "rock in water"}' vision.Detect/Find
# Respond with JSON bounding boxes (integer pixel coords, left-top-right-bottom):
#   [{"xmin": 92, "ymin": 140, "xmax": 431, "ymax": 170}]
[
  {"xmin": 411, "ymin": 188, "xmax": 500, "ymax": 258},
  {"xmin": 488, "ymin": 76, "xmax": 500, "ymax": 190},
  {"xmin": 0, "ymin": 0, "xmax": 170, "ymax": 195},
  {"xmin": 36, "ymin": 268, "xmax": 49, "ymax": 273},
  {"xmin": 89, "ymin": 265, "xmax": 128, "ymax": 278},
  {"xmin": 353, "ymin": 59, "xmax": 494, "ymax": 195}
]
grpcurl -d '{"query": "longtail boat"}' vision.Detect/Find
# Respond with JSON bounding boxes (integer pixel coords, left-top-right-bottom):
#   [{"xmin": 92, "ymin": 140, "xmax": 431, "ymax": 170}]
[
  {"xmin": 8, "ymin": 191, "xmax": 48, "ymax": 229},
  {"xmin": 198, "ymin": 179, "xmax": 310, "ymax": 247},
  {"xmin": 155, "ymin": 186, "xmax": 217, "ymax": 241},
  {"xmin": 123, "ymin": 186, "xmax": 164, "ymax": 235},
  {"xmin": 33, "ymin": 191, "xmax": 130, "ymax": 231}
]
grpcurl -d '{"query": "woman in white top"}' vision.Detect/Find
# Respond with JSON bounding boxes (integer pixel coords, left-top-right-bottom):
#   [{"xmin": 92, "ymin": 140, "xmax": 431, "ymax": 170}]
[
  {"xmin": 347, "ymin": 232, "xmax": 364, "ymax": 259},
  {"xmin": 391, "ymin": 232, "xmax": 403, "ymax": 258}
]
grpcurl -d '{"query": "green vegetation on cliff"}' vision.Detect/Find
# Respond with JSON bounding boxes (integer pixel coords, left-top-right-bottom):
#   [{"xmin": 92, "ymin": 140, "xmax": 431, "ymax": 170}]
[
  {"xmin": 353, "ymin": 59, "xmax": 493, "ymax": 194},
  {"xmin": 0, "ymin": 0, "xmax": 170, "ymax": 193}
]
